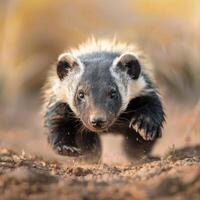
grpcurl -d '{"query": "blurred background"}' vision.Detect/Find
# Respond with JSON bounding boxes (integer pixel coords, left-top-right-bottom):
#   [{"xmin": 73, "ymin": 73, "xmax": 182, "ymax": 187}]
[{"xmin": 0, "ymin": 0, "xmax": 200, "ymax": 160}]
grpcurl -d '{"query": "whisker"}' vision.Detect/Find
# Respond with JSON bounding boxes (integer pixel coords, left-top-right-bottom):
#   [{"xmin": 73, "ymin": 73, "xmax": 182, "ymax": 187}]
[{"xmin": 117, "ymin": 117, "xmax": 130, "ymax": 123}]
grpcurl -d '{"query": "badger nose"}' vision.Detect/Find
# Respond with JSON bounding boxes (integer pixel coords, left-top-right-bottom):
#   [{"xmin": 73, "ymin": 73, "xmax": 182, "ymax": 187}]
[{"xmin": 90, "ymin": 116, "xmax": 106, "ymax": 128}]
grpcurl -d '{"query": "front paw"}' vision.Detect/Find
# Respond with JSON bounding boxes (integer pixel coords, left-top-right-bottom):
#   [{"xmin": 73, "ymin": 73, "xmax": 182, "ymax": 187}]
[
  {"xmin": 53, "ymin": 142, "xmax": 82, "ymax": 157},
  {"xmin": 129, "ymin": 115, "xmax": 162, "ymax": 141}
]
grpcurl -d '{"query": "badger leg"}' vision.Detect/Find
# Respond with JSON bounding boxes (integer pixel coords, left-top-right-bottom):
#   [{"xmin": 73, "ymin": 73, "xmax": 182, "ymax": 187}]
[
  {"xmin": 44, "ymin": 101, "xmax": 101, "ymax": 159},
  {"xmin": 44, "ymin": 102, "xmax": 81, "ymax": 156},
  {"xmin": 111, "ymin": 91, "xmax": 165, "ymax": 160},
  {"xmin": 121, "ymin": 91, "xmax": 165, "ymax": 141},
  {"xmin": 122, "ymin": 129, "xmax": 156, "ymax": 161},
  {"xmin": 75, "ymin": 132, "xmax": 102, "ymax": 163}
]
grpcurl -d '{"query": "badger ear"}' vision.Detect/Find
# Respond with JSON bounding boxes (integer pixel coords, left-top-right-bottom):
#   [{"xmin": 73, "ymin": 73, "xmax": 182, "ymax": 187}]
[
  {"xmin": 115, "ymin": 53, "xmax": 141, "ymax": 80},
  {"xmin": 57, "ymin": 53, "xmax": 79, "ymax": 80}
]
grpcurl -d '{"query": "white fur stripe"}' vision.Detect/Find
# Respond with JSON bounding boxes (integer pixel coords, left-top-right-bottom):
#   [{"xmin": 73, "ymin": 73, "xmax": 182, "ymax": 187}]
[
  {"xmin": 110, "ymin": 56, "xmax": 148, "ymax": 113},
  {"xmin": 54, "ymin": 55, "xmax": 85, "ymax": 114}
]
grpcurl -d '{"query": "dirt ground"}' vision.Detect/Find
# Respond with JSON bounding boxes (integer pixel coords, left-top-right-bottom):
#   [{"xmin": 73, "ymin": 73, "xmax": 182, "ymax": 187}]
[
  {"xmin": 0, "ymin": 145, "xmax": 199, "ymax": 200},
  {"xmin": 0, "ymin": 100, "xmax": 200, "ymax": 200}
]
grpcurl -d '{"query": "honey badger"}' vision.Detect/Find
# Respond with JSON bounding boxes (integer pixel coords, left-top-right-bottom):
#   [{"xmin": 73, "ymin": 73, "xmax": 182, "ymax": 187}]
[{"xmin": 43, "ymin": 39, "xmax": 165, "ymax": 162}]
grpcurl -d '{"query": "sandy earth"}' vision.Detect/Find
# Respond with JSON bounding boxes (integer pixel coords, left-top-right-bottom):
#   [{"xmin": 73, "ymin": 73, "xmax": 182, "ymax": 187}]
[{"xmin": 0, "ymin": 145, "xmax": 200, "ymax": 200}]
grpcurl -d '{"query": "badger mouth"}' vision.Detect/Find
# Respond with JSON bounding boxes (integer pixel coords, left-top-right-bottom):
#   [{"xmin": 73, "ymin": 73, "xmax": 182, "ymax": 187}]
[
  {"xmin": 83, "ymin": 121, "xmax": 109, "ymax": 133},
  {"xmin": 81, "ymin": 118, "xmax": 116, "ymax": 133}
]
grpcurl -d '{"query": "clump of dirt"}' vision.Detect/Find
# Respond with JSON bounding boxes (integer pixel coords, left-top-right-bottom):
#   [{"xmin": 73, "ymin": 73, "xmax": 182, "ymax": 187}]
[{"xmin": 0, "ymin": 145, "xmax": 200, "ymax": 200}]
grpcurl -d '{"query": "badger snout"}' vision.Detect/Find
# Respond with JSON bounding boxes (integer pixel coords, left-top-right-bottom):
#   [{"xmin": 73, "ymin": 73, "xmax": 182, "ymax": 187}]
[{"xmin": 89, "ymin": 115, "xmax": 107, "ymax": 129}]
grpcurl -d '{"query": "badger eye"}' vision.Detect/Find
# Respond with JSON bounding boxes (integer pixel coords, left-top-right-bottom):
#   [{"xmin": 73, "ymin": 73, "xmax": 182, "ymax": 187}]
[
  {"xmin": 78, "ymin": 91, "xmax": 85, "ymax": 100},
  {"xmin": 109, "ymin": 89, "xmax": 117, "ymax": 99}
]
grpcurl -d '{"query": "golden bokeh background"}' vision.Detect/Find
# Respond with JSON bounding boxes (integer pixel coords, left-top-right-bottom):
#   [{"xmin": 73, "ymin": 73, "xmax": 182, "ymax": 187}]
[{"xmin": 0, "ymin": 0, "xmax": 200, "ymax": 158}]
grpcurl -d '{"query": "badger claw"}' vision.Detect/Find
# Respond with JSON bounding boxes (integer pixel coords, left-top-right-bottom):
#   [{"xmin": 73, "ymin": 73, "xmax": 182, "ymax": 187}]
[
  {"xmin": 130, "ymin": 115, "xmax": 162, "ymax": 141},
  {"xmin": 54, "ymin": 143, "xmax": 82, "ymax": 157}
]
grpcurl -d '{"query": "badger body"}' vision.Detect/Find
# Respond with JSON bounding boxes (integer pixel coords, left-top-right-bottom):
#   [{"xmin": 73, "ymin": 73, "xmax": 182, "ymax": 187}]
[{"xmin": 43, "ymin": 39, "xmax": 165, "ymax": 162}]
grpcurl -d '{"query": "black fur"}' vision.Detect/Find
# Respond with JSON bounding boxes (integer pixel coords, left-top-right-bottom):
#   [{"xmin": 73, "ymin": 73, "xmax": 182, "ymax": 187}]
[
  {"xmin": 117, "ymin": 54, "xmax": 141, "ymax": 80},
  {"xmin": 119, "ymin": 91, "xmax": 165, "ymax": 140},
  {"xmin": 44, "ymin": 90, "xmax": 165, "ymax": 161},
  {"xmin": 44, "ymin": 51, "xmax": 165, "ymax": 162},
  {"xmin": 106, "ymin": 89, "xmax": 165, "ymax": 159},
  {"xmin": 57, "ymin": 60, "xmax": 70, "ymax": 80},
  {"xmin": 130, "ymin": 72, "xmax": 165, "ymax": 140},
  {"xmin": 123, "ymin": 129, "xmax": 156, "ymax": 160},
  {"xmin": 57, "ymin": 58, "xmax": 78, "ymax": 80},
  {"xmin": 75, "ymin": 60, "xmax": 122, "ymax": 123},
  {"xmin": 44, "ymin": 99, "xmax": 101, "ymax": 161}
]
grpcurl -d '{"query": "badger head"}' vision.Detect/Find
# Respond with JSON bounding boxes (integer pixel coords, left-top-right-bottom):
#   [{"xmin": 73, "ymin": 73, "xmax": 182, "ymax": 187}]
[{"xmin": 56, "ymin": 52, "xmax": 146, "ymax": 132}]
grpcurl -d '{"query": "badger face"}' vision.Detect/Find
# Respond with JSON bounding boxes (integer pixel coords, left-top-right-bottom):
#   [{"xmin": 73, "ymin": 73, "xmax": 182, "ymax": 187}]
[
  {"xmin": 74, "ymin": 58, "xmax": 122, "ymax": 132},
  {"xmin": 56, "ymin": 52, "xmax": 145, "ymax": 133}
]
